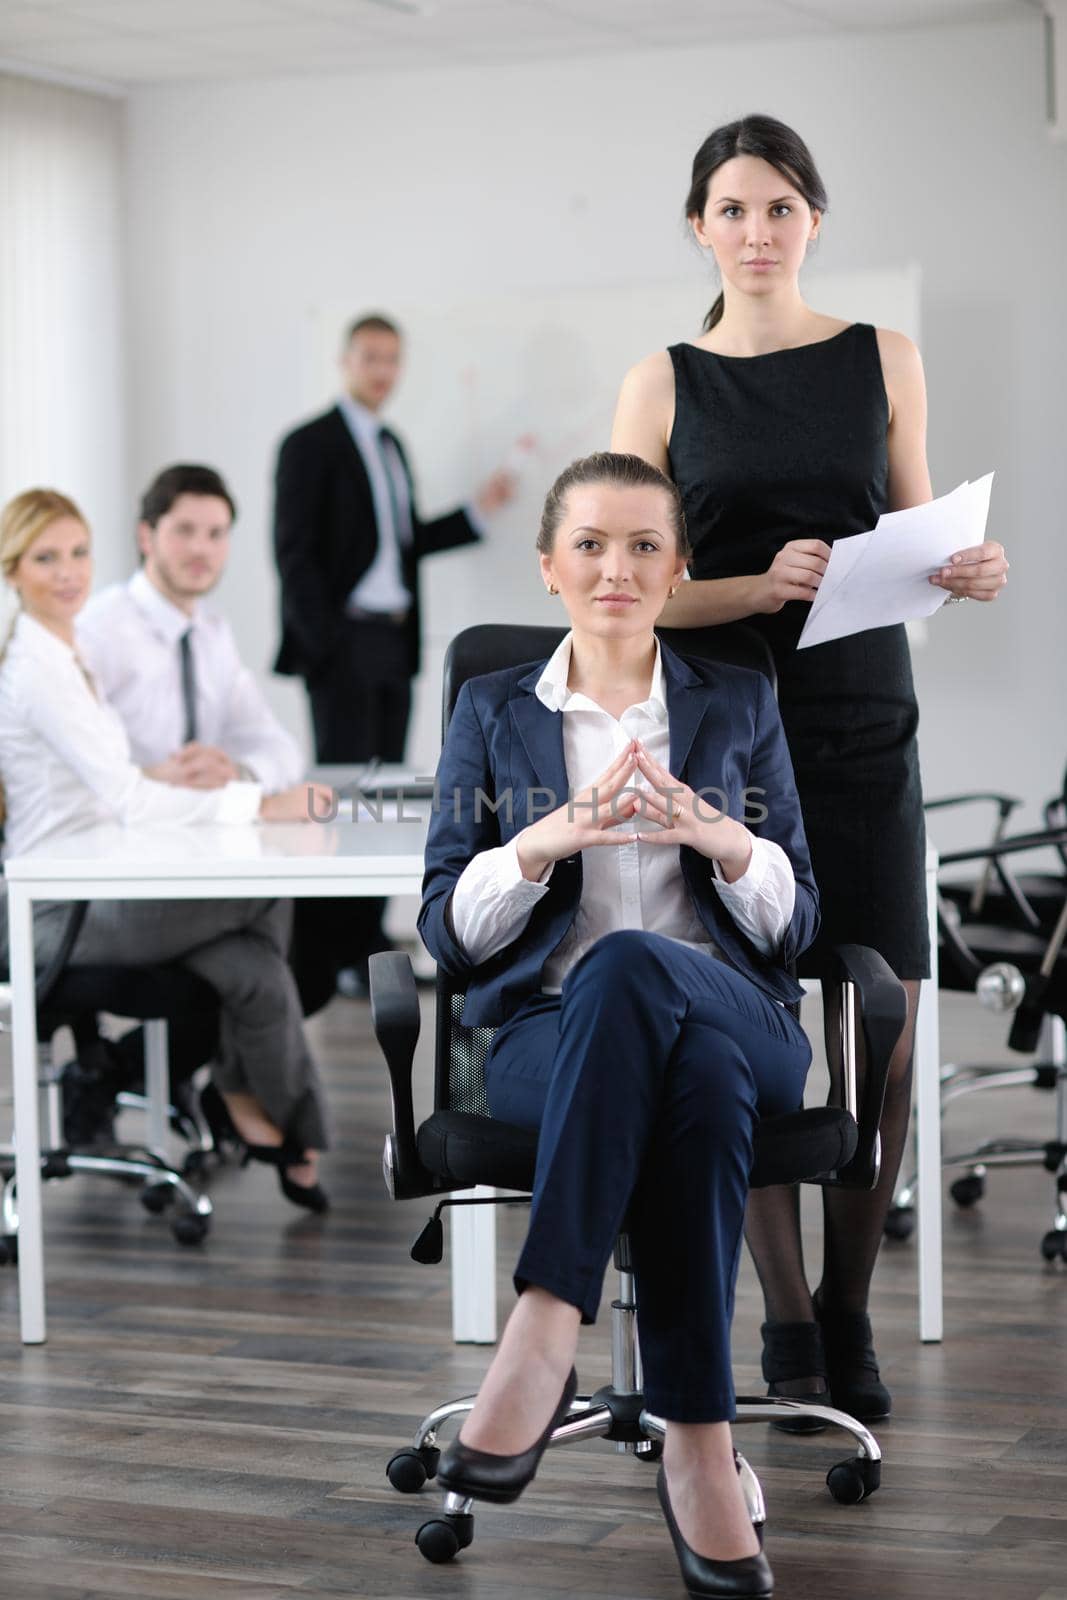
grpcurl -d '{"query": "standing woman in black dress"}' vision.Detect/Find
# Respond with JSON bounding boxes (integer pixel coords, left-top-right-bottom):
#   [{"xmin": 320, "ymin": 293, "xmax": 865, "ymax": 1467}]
[{"xmin": 612, "ymin": 114, "xmax": 1009, "ymax": 1421}]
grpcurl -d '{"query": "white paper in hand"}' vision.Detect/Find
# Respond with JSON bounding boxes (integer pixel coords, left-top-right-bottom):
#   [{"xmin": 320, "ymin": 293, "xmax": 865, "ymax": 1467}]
[{"xmin": 797, "ymin": 473, "xmax": 994, "ymax": 650}]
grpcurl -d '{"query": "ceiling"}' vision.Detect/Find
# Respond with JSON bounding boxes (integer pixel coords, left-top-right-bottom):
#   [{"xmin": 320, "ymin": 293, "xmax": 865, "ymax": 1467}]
[{"xmin": 0, "ymin": 0, "xmax": 1036, "ymax": 91}]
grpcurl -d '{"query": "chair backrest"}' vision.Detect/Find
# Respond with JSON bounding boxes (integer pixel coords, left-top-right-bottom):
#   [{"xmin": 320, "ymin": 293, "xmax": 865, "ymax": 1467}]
[
  {"xmin": 433, "ymin": 621, "xmax": 779, "ymax": 1117},
  {"xmin": 442, "ymin": 621, "xmax": 776, "ymax": 732}
]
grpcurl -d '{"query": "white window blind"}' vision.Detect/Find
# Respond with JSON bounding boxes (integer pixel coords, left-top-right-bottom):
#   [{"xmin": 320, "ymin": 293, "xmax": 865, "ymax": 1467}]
[{"xmin": 0, "ymin": 71, "xmax": 126, "ymax": 601}]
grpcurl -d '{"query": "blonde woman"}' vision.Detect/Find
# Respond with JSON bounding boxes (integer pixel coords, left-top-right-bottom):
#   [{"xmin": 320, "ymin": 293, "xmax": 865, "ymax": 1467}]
[{"xmin": 0, "ymin": 488, "xmax": 333, "ymax": 1211}]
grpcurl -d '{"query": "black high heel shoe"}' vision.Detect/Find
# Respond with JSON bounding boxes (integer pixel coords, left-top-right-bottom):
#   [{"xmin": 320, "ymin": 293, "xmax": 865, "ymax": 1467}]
[
  {"xmin": 814, "ymin": 1288, "xmax": 891, "ymax": 1420},
  {"xmin": 656, "ymin": 1467, "xmax": 773, "ymax": 1599},
  {"xmin": 199, "ymin": 1084, "xmax": 330, "ymax": 1214},
  {"xmin": 759, "ymin": 1319, "xmax": 830, "ymax": 1434},
  {"xmin": 436, "ymin": 1368, "xmax": 578, "ymax": 1505}
]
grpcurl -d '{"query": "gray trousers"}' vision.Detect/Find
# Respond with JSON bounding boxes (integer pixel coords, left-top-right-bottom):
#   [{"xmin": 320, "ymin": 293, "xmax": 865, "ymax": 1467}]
[{"xmin": 27, "ymin": 897, "xmax": 329, "ymax": 1151}]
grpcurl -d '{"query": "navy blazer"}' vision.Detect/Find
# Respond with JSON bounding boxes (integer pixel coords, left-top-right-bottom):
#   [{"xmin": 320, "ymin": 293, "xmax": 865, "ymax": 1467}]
[{"xmin": 419, "ymin": 641, "xmax": 820, "ymax": 1026}]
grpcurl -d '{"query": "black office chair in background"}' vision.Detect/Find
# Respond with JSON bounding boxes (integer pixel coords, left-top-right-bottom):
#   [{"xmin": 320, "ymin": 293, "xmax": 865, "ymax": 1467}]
[
  {"xmin": 886, "ymin": 812, "xmax": 1067, "ymax": 1259},
  {"xmin": 931, "ymin": 767, "xmax": 1067, "ymax": 933},
  {"xmin": 0, "ymin": 901, "xmax": 217, "ymax": 1258},
  {"xmin": 372, "ymin": 623, "xmax": 906, "ymax": 1566}
]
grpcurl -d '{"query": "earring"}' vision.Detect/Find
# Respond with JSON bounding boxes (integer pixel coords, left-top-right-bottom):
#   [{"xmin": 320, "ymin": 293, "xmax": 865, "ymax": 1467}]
[
  {"xmin": 668, "ymin": 585, "xmax": 677, "ymax": 599},
  {"xmin": 547, "ymin": 583, "xmax": 558, "ymax": 596}
]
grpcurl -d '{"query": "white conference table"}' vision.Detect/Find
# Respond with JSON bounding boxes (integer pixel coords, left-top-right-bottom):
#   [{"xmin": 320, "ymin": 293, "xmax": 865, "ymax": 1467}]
[
  {"xmin": 3, "ymin": 807, "xmax": 431, "ymax": 1345},
  {"xmin": 4, "ymin": 814, "xmax": 943, "ymax": 1349}
]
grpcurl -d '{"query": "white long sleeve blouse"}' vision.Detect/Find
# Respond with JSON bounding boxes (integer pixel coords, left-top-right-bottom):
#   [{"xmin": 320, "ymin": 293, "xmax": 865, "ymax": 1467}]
[{"xmin": 0, "ymin": 612, "xmax": 261, "ymax": 859}]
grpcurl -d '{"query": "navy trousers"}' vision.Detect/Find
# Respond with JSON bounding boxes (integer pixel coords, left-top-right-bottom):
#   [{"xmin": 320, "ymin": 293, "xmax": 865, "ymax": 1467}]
[{"xmin": 485, "ymin": 930, "xmax": 811, "ymax": 1423}]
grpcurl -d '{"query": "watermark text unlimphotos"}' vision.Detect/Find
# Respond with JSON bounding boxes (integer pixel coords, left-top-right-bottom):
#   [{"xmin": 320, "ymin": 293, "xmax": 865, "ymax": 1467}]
[{"xmin": 308, "ymin": 781, "xmax": 769, "ymax": 826}]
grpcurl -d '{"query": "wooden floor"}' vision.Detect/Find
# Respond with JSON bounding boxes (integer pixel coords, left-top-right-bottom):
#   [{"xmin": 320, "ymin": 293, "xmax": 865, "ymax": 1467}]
[{"xmin": 1, "ymin": 984, "xmax": 1065, "ymax": 1600}]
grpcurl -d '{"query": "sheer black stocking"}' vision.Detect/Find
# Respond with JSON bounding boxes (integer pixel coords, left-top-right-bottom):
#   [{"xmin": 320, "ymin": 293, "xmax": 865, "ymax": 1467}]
[{"xmin": 744, "ymin": 977, "xmax": 920, "ymax": 1384}]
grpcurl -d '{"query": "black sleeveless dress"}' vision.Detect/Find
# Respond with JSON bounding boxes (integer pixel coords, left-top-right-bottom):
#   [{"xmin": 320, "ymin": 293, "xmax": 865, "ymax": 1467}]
[{"xmin": 667, "ymin": 322, "xmax": 929, "ymax": 980}]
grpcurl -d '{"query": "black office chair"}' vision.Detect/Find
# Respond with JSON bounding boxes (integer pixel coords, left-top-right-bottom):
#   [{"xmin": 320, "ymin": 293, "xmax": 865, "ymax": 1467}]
[
  {"xmin": 886, "ymin": 817, "xmax": 1067, "ymax": 1257},
  {"xmin": 931, "ymin": 764, "xmax": 1067, "ymax": 933},
  {"xmin": 0, "ymin": 901, "xmax": 217, "ymax": 1257},
  {"xmin": 372, "ymin": 623, "xmax": 906, "ymax": 1565}
]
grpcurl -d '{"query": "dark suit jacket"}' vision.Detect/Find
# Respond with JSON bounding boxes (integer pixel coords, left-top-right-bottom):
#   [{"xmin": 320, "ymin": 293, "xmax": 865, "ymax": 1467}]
[
  {"xmin": 419, "ymin": 641, "xmax": 820, "ymax": 1026},
  {"xmin": 272, "ymin": 405, "xmax": 480, "ymax": 681}
]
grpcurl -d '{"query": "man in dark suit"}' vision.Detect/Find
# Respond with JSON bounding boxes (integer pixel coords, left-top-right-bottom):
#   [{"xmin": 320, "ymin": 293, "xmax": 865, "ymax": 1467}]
[
  {"xmin": 273, "ymin": 312, "xmax": 514, "ymax": 763},
  {"xmin": 273, "ymin": 312, "xmax": 514, "ymax": 985}
]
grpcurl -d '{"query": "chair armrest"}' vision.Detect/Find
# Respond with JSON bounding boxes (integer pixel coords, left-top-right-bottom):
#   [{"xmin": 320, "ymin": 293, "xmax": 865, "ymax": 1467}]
[
  {"xmin": 924, "ymin": 790, "xmax": 1021, "ymax": 818},
  {"xmin": 822, "ymin": 943, "xmax": 907, "ymax": 1190},
  {"xmin": 369, "ymin": 950, "xmax": 437, "ymax": 1201},
  {"xmin": 940, "ymin": 825, "xmax": 1067, "ymax": 868}
]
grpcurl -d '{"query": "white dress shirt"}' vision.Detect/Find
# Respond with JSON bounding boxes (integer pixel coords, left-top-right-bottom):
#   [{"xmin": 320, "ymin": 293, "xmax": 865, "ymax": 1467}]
[
  {"xmin": 0, "ymin": 613, "xmax": 262, "ymax": 859},
  {"xmin": 77, "ymin": 570, "xmax": 303, "ymax": 791},
  {"xmin": 450, "ymin": 633, "xmax": 796, "ymax": 992},
  {"xmin": 337, "ymin": 392, "xmax": 415, "ymax": 616}
]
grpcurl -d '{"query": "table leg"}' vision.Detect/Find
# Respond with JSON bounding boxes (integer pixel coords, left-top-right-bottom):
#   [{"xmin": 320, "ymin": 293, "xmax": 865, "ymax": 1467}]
[
  {"xmin": 450, "ymin": 1186, "xmax": 497, "ymax": 1344},
  {"xmin": 9, "ymin": 885, "xmax": 46, "ymax": 1344},
  {"xmin": 916, "ymin": 846, "xmax": 943, "ymax": 1343},
  {"xmin": 144, "ymin": 1019, "xmax": 170, "ymax": 1159}
]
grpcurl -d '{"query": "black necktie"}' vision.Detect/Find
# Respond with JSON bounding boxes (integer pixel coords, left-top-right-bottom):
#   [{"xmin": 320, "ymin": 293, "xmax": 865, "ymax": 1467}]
[
  {"xmin": 377, "ymin": 427, "xmax": 411, "ymax": 546},
  {"xmin": 179, "ymin": 628, "xmax": 198, "ymax": 744}
]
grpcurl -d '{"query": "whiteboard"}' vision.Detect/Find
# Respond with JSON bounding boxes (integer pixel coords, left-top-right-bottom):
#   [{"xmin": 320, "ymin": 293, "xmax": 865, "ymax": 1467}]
[{"xmin": 311, "ymin": 263, "xmax": 920, "ymax": 768}]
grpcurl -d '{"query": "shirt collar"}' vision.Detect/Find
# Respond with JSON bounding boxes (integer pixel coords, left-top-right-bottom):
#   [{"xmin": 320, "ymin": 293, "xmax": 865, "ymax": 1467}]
[
  {"xmin": 128, "ymin": 568, "xmax": 199, "ymax": 645},
  {"xmin": 534, "ymin": 631, "xmax": 667, "ymax": 719},
  {"xmin": 338, "ymin": 391, "xmax": 385, "ymax": 444},
  {"xmin": 15, "ymin": 610, "xmax": 79, "ymax": 665}
]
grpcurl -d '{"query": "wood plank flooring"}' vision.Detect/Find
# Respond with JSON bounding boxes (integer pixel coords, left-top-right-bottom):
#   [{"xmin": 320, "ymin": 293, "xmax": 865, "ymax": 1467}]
[{"xmin": 1, "ymin": 984, "xmax": 1064, "ymax": 1600}]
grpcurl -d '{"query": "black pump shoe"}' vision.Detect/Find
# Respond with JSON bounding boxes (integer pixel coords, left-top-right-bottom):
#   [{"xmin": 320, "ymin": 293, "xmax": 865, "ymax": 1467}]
[
  {"xmin": 760, "ymin": 1319, "xmax": 830, "ymax": 1434},
  {"xmin": 656, "ymin": 1467, "xmax": 773, "ymax": 1599},
  {"xmin": 241, "ymin": 1140, "xmax": 330, "ymax": 1215},
  {"xmin": 814, "ymin": 1289, "xmax": 891, "ymax": 1420},
  {"xmin": 437, "ymin": 1368, "xmax": 578, "ymax": 1505},
  {"xmin": 200, "ymin": 1084, "xmax": 329, "ymax": 1213}
]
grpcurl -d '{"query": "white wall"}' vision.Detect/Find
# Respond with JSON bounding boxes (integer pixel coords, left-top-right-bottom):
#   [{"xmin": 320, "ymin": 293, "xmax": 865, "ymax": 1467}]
[{"xmin": 121, "ymin": 15, "xmax": 1067, "ymax": 845}]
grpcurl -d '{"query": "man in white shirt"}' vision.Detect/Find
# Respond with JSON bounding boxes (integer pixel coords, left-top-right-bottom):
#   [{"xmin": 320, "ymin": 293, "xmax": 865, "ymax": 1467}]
[
  {"xmin": 79, "ymin": 463, "xmax": 302, "ymax": 793},
  {"xmin": 71, "ymin": 465, "xmax": 326, "ymax": 1140}
]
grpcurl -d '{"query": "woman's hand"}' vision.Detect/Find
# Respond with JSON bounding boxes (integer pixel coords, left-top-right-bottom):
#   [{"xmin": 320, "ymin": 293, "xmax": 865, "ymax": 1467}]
[
  {"xmin": 631, "ymin": 743, "xmax": 753, "ymax": 882},
  {"xmin": 756, "ymin": 539, "xmax": 831, "ymax": 613},
  {"xmin": 930, "ymin": 539, "xmax": 1009, "ymax": 601},
  {"xmin": 515, "ymin": 742, "xmax": 643, "ymax": 881},
  {"xmin": 259, "ymin": 782, "xmax": 335, "ymax": 823}
]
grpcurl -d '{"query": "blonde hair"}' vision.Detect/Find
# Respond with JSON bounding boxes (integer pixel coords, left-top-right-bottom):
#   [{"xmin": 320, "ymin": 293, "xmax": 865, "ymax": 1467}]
[
  {"xmin": 1, "ymin": 487, "xmax": 87, "ymax": 580},
  {"xmin": 0, "ymin": 488, "xmax": 89, "ymax": 832}
]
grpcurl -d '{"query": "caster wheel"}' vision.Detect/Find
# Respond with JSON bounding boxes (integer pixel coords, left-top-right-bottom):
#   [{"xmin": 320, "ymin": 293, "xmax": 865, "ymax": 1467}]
[
  {"xmin": 170, "ymin": 1213, "xmax": 209, "ymax": 1246},
  {"xmin": 0, "ymin": 1236, "xmax": 16, "ymax": 1266},
  {"xmin": 636, "ymin": 1438, "xmax": 664, "ymax": 1463},
  {"xmin": 415, "ymin": 1513, "xmax": 473, "ymax": 1564},
  {"xmin": 386, "ymin": 1445, "xmax": 440, "ymax": 1493},
  {"xmin": 1040, "ymin": 1230, "xmax": 1067, "ymax": 1262},
  {"xmin": 826, "ymin": 1457, "xmax": 880, "ymax": 1504},
  {"xmin": 140, "ymin": 1183, "xmax": 173, "ymax": 1215},
  {"xmin": 950, "ymin": 1173, "xmax": 985, "ymax": 1208},
  {"xmin": 883, "ymin": 1204, "xmax": 915, "ymax": 1242}
]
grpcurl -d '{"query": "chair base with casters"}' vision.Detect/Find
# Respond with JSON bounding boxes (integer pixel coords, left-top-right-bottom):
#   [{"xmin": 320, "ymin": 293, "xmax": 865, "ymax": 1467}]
[
  {"xmin": 372, "ymin": 941, "xmax": 903, "ymax": 1566},
  {"xmin": 886, "ymin": 1011, "xmax": 1067, "ymax": 1260},
  {"xmin": 0, "ymin": 961, "xmax": 219, "ymax": 1255}
]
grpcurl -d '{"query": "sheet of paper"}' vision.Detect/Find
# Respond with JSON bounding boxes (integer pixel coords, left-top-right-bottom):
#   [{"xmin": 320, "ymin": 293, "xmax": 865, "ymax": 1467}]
[{"xmin": 797, "ymin": 473, "xmax": 994, "ymax": 650}]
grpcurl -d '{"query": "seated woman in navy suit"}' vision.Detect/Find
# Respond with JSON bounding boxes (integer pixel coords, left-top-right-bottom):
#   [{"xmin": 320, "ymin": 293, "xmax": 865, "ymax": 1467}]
[{"xmin": 419, "ymin": 452, "xmax": 819, "ymax": 1600}]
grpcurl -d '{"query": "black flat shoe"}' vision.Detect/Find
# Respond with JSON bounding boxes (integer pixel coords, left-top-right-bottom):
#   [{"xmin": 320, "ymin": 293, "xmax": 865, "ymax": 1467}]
[
  {"xmin": 760, "ymin": 1318, "xmax": 830, "ymax": 1434},
  {"xmin": 437, "ymin": 1368, "xmax": 578, "ymax": 1505},
  {"xmin": 656, "ymin": 1467, "xmax": 773, "ymax": 1598},
  {"xmin": 814, "ymin": 1289, "xmax": 891, "ymax": 1420}
]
